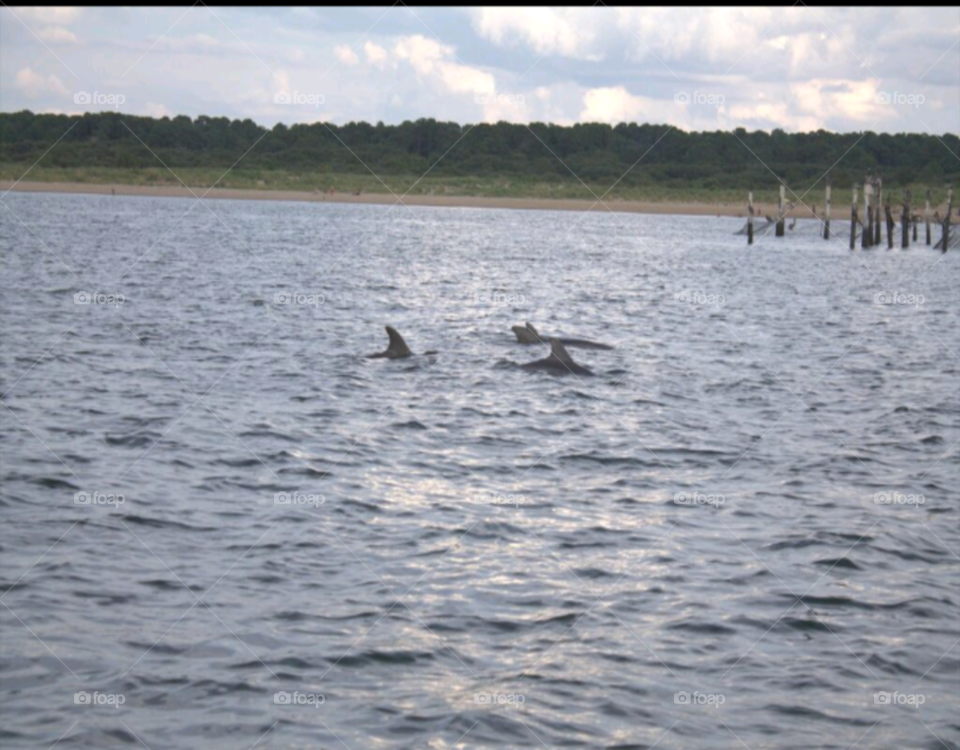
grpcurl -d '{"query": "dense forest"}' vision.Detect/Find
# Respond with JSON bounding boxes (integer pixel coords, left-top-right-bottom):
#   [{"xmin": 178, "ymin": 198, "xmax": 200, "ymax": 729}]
[{"xmin": 1, "ymin": 110, "xmax": 957, "ymax": 192}]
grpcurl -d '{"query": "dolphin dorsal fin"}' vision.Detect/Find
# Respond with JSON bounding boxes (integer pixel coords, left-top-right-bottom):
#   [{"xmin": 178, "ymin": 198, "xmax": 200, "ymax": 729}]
[
  {"xmin": 526, "ymin": 322, "xmax": 540, "ymax": 337},
  {"xmin": 385, "ymin": 326, "xmax": 412, "ymax": 357},
  {"xmin": 549, "ymin": 338, "xmax": 574, "ymax": 363}
]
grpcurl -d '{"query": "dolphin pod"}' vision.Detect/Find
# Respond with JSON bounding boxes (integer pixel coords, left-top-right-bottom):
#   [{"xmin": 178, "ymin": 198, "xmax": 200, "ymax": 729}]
[
  {"xmin": 511, "ymin": 322, "xmax": 614, "ymax": 351},
  {"xmin": 367, "ymin": 324, "xmax": 602, "ymax": 376}
]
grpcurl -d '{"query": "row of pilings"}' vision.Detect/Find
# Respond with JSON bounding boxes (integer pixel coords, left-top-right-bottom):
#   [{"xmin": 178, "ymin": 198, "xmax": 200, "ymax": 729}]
[{"xmin": 746, "ymin": 177, "xmax": 955, "ymax": 252}]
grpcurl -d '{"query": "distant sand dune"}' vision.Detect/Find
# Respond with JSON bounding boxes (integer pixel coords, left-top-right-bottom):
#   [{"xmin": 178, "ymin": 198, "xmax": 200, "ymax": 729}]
[{"xmin": 0, "ymin": 180, "xmax": 826, "ymax": 218}]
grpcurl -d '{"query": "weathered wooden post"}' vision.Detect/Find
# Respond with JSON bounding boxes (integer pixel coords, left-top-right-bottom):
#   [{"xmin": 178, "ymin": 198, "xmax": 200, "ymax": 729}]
[
  {"xmin": 862, "ymin": 179, "xmax": 872, "ymax": 248},
  {"xmin": 824, "ymin": 179, "xmax": 831, "ymax": 240},
  {"xmin": 776, "ymin": 184, "xmax": 785, "ymax": 237},
  {"xmin": 884, "ymin": 198, "xmax": 894, "ymax": 249},
  {"xmin": 747, "ymin": 187, "xmax": 754, "ymax": 245},
  {"xmin": 944, "ymin": 185, "xmax": 954, "ymax": 253},
  {"xmin": 850, "ymin": 184, "xmax": 859, "ymax": 251},
  {"xmin": 902, "ymin": 190, "xmax": 910, "ymax": 249},
  {"xmin": 925, "ymin": 189, "xmax": 932, "ymax": 245},
  {"xmin": 874, "ymin": 175, "xmax": 883, "ymax": 245}
]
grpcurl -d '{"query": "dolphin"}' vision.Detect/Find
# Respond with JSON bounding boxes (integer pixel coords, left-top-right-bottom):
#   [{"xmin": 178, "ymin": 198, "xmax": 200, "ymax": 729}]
[
  {"xmin": 521, "ymin": 338, "xmax": 593, "ymax": 376},
  {"xmin": 511, "ymin": 322, "xmax": 613, "ymax": 351},
  {"xmin": 512, "ymin": 322, "xmax": 543, "ymax": 344},
  {"xmin": 366, "ymin": 325, "xmax": 413, "ymax": 359}
]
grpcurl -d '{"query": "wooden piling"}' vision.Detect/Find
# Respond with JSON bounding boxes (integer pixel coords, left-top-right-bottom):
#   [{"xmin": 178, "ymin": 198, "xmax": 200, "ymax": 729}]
[
  {"xmin": 850, "ymin": 184, "xmax": 859, "ymax": 251},
  {"xmin": 824, "ymin": 180, "xmax": 831, "ymax": 240},
  {"xmin": 901, "ymin": 191, "xmax": 910, "ymax": 249},
  {"xmin": 925, "ymin": 189, "xmax": 932, "ymax": 245},
  {"xmin": 862, "ymin": 180, "xmax": 872, "ymax": 248},
  {"xmin": 747, "ymin": 188, "xmax": 754, "ymax": 245},
  {"xmin": 944, "ymin": 185, "xmax": 954, "ymax": 253},
  {"xmin": 884, "ymin": 199, "xmax": 894, "ymax": 249},
  {"xmin": 874, "ymin": 176, "xmax": 883, "ymax": 245},
  {"xmin": 776, "ymin": 184, "xmax": 785, "ymax": 237}
]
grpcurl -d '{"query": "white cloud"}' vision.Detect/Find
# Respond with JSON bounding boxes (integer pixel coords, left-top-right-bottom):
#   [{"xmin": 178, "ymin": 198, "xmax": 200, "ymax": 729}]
[
  {"xmin": 171, "ymin": 33, "xmax": 220, "ymax": 50},
  {"xmin": 393, "ymin": 35, "xmax": 446, "ymax": 76},
  {"xmin": 471, "ymin": 8, "xmax": 598, "ymax": 59},
  {"xmin": 334, "ymin": 44, "xmax": 359, "ymax": 66},
  {"xmin": 479, "ymin": 93, "xmax": 530, "ymax": 124},
  {"xmin": 37, "ymin": 26, "xmax": 78, "ymax": 43},
  {"xmin": 580, "ymin": 85, "xmax": 716, "ymax": 129},
  {"xmin": 273, "ymin": 70, "xmax": 292, "ymax": 97},
  {"xmin": 725, "ymin": 100, "xmax": 822, "ymax": 133},
  {"xmin": 580, "ymin": 86, "xmax": 649, "ymax": 124},
  {"xmin": 394, "ymin": 35, "xmax": 495, "ymax": 96},
  {"xmin": 0, "ymin": 7, "xmax": 953, "ymax": 133},
  {"xmin": 144, "ymin": 102, "xmax": 171, "ymax": 119},
  {"xmin": 767, "ymin": 35, "xmax": 790, "ymax": 52},
  {"xmin": 364, "ymin": 40, "xmax": 388, "ymax": 69},
  {"xmin": 14, "ymin": 68, "xmax": 68, "ymax": 98},
  {"xmin": 10, "ymin": 6, "xmax": 81, "ymax": 25},
  {"xmin": 789, "ymin": 78, "xmax": 892, "ymax": 127}
]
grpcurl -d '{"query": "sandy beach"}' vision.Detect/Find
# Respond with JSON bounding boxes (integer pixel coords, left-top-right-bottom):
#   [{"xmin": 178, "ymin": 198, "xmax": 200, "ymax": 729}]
[{"xmin": 0, "ymin": 180, "xmax": 821, "ymax": 218}]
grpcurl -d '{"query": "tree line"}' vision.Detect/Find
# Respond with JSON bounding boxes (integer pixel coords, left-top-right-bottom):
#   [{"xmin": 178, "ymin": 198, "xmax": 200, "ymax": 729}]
[{"xmin": 2, "ymin": 110, "xmax": 956, "ymax": 191}]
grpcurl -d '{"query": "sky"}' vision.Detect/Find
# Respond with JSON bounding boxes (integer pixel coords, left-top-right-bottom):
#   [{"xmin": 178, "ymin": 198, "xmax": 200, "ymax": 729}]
[{"xmin": 2, "ymin": 6, "xmax": 958, "ymax": 134}]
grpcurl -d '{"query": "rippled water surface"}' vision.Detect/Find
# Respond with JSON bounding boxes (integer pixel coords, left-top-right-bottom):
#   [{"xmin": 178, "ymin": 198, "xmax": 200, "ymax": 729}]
[{"xmin": 2, "ymin": 192, "xmax": 958, "ymax": 749}]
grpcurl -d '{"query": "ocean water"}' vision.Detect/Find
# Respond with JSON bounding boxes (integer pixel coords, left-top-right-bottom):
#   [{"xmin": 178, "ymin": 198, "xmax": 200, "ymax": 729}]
[{"xmin": 1, "ymin": 192, "xmax": 958, "ymax": 749}]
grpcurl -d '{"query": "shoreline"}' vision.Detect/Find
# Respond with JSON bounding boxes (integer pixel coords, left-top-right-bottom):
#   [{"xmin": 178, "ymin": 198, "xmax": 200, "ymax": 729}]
[{"xmin": 0, "ymin": 180, "xmax": 822, "ymax": 218}]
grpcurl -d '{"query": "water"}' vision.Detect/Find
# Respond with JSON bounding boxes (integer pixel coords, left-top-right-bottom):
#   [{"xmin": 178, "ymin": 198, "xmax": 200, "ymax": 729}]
[{"xmin": 1, "ymin": 192, "xmax": 958, "ymax": 749}]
